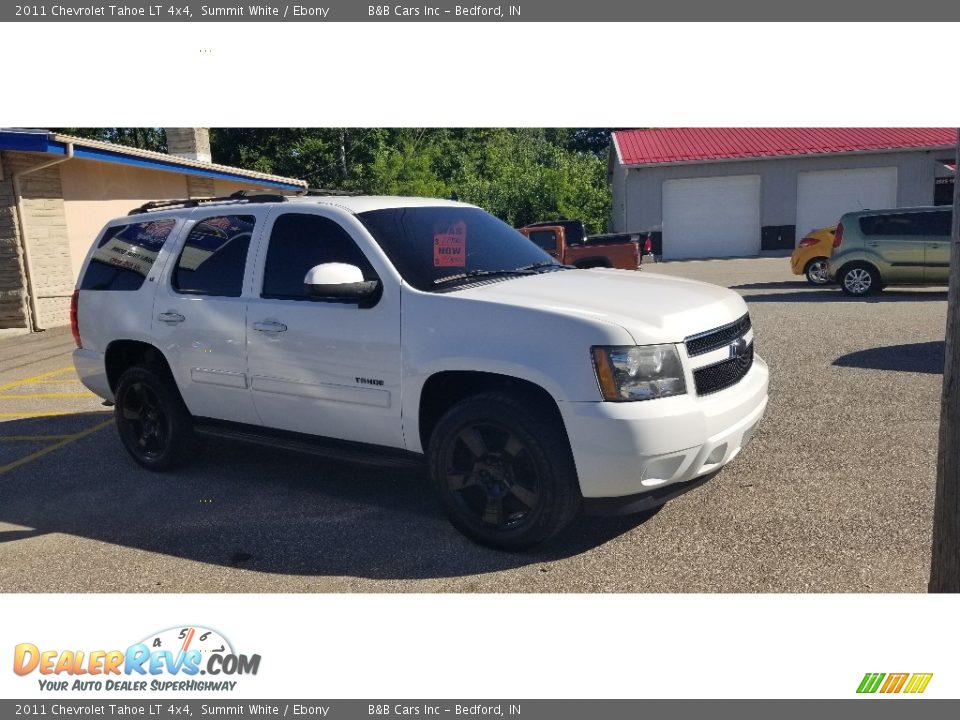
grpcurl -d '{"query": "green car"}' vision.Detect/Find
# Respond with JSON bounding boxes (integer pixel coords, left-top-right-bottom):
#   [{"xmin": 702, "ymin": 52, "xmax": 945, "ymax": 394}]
[{"xmin": 827, "ymin": 207, "xmax": 952, "ymax": 296}]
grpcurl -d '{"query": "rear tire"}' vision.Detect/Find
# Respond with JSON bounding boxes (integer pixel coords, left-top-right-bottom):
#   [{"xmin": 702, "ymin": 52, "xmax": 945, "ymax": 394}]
[
  {"xmin": 804, "ymin": 257, "xmax": 830, "ymax": 285},
  {"xmin": 114, "ymin": 365, "xmax": 202, "ymax": 471},
  {"xmin": 428, "ymin": 391, "xmax": 581, "ymax": 550},
  {"xmin": 839, "ymin": 263, "xmax": 880, "ymax": 296}
]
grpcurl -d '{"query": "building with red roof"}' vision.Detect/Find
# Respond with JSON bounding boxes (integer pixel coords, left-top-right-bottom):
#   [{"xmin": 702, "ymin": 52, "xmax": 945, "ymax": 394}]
[{"xmin": 609, "ymin": 128, "xmax": 956, "ymax": 259}]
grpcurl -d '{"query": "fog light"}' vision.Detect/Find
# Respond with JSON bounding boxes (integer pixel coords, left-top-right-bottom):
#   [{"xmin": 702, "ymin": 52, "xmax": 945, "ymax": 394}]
[
  {"xmin": 704, "ymin": 444, "xmax": 727, "ymax": 465},
  {"xmin": 641, "ymin": 455, "xmax": 685, "ymax": 486}
]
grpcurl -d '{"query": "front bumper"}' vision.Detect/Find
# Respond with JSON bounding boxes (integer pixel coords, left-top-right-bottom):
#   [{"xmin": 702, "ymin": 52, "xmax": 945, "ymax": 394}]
[
  {"xmin": 559, "ymin": 354, "xmax": 768, "ymax": 499},
  {"xmin": 582, "ymin": 472, "xmax": 717, "ymax": 516}
]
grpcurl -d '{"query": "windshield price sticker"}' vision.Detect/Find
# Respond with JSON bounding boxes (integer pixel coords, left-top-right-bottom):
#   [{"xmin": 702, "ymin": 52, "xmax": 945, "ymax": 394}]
[{"xmin": 434, "ymin": 221, "xmax": 467, "ymax": 267}]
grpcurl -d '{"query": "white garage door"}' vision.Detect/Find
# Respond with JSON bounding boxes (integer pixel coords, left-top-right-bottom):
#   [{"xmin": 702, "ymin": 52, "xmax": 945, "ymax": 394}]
[
  {"xmin": 662, "ymin": 175, "xmax": 761, "ymax": 259},
  {"xmin": 795, "ymin": 167, "xmax": 898, "ymax": 243}
]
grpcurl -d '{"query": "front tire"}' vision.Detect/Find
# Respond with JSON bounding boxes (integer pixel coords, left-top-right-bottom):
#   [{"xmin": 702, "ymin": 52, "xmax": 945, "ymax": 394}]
[
  {"xmin": 839, "ymin": 263, "xmax": 880, "ymax": 296},
  {"xmin": 804, "ymin": 257, "xmax": 830, "ymax": 285},
  {"xmin": 428, "ymin": 392, "xmax": 581, "ymax": 550},
  {"xmin": 114, "ymin": 365, "xmax": 202, "ymax": 471}
]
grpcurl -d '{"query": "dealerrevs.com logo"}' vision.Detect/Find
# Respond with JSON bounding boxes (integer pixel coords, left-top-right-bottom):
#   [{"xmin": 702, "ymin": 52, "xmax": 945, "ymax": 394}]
[{"xmin": 13, "ymin": 626, "xmax": 261, "ymax": 693}]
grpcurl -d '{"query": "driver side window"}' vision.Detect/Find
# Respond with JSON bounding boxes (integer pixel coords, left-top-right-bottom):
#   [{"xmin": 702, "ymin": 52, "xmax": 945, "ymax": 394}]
[{"xmin": 261, "ymin": 213, "xmax": 377, "ymax": 300}]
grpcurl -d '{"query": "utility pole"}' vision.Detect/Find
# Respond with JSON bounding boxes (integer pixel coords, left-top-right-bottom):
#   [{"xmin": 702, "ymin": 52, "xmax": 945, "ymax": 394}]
[{"xmin": 930, "ymin": 129, "xmax": 960, "ymax": 592}]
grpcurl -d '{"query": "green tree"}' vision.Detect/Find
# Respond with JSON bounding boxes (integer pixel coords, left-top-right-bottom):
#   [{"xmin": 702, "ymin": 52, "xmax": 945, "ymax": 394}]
[
  {"xmin": 52, "ymin": 128, "xmax": 166, "ymax": 152},
  {"xmin": 451, "ymin": 129, "xmax": 610, "ymax": 232},
  {"xmin": 207, "ymin": 127, "xmax": 612, "ymax": 232}
]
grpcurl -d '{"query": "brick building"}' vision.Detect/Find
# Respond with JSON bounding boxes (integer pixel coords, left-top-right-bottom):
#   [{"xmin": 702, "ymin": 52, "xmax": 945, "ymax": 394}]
[{"xmin": 0, "ymin": 129, "xmax": 306, "ymax": 331}]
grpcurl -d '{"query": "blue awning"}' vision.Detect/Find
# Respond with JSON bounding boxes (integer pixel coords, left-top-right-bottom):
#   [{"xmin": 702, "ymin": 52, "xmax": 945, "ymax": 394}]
[{"xmin": 0, "ymin": 130, "xmax": 305, "ymax": 192}]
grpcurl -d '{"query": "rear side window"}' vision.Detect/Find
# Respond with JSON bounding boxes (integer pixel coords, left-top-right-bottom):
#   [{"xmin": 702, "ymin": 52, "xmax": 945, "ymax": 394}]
[
  {"xmin": 261, "ymin": 213, "xmax": 376, "ymax": 300},
  {"xmin": 920, "ymin": 210, "xmax": 953, "ymax": 236},
  {"xmin": 80, "ymin": 219, "xmax": 176, "ymax": 291},
  {"xmin": 859, "ymin": 211, "xmax": 952, "ymax": 238},
  {"xmin": 173, "ymin": 215, "xmax": 255, "ymax": 297},
  {"xmin": 527, "ymin": 230, "xmax": 557, "ymax": 252}
]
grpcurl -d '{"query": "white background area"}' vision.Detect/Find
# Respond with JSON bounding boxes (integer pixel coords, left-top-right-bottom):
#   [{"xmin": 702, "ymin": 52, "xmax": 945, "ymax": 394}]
[{"xmin": 2, "ymin": 594, "xmax": 957, "ymax": 699}]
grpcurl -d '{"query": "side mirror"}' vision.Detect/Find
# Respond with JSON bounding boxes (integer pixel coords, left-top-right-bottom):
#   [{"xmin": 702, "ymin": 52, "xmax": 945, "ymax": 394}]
[{"xmin": 304, "ymin": 263, "xmax": 381, "ymax": 306}]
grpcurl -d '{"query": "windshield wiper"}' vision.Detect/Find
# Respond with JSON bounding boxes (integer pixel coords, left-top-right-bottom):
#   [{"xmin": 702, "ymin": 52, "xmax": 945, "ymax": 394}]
[
  {"xmin": 433, "ymin": 268, "xmax": 537, "ymax": 286},
  {"xmin": 514, "ymin": 261, "xmax": 575, "ymax": 272}
]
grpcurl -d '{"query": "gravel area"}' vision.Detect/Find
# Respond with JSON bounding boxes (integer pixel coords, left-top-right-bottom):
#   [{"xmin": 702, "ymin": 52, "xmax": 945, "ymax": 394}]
[{"xmin": 0, "ymin": 257, "xmax": 947, "ymax": 592}]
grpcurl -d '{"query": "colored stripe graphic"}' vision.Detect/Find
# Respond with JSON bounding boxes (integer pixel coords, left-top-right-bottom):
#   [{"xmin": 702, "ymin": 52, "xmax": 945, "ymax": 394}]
[
  {"xmin": 857, "ymin": 673, "xmax": 885, "ymax": 694},
  {"xmin": 857, "ymin": 672, "xmax": 932, "ymax": 694},
  {"xmin": 904, "ymin": 674, "xmax": 933, "ymax": 694},
  {"xmin": 880, "ymin": 673, "xmax": 908, "ymax": 693}
]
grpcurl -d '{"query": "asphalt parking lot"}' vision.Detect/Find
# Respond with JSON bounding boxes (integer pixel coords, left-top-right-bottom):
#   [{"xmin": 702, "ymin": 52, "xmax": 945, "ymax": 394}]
[{"xmin": 0, "ymin": 256, "xmax": 947, "ymax": 592}]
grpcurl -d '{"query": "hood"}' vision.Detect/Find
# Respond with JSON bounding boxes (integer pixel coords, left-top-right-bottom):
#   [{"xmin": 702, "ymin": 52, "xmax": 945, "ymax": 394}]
[{"xmin": 454, "ymin": 268, "xmax": 748, "ymax": 344}]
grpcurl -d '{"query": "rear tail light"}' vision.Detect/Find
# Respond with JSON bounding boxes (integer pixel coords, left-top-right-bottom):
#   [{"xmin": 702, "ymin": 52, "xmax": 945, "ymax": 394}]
[
  {"xmin": 70, "ymin": 289, "xmax": 81, "ymax": 348},
  {"xmin": 832, "ymin": 223, "xmax": 844, "ymax": 249},
  {"xmin": 798, "ymin": 237, "xmax": 819, "ymax": 248}
]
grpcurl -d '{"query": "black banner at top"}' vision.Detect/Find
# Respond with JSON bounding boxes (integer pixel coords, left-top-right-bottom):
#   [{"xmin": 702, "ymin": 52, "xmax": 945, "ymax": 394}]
[{"xmin": 4, "ymin": 0, "xmax": 955, "ymax": 21}]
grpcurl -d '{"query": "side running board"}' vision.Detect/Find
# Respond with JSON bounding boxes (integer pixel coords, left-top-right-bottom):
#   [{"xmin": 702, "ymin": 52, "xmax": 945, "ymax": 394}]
[{"xmin": 193, "ymin": 422, "xmax": 425, "ymax": 469}]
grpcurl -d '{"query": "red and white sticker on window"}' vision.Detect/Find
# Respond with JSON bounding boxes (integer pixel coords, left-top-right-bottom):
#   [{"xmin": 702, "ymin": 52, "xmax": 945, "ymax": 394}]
[{"xmin": 434, "ymin": 221, "xmax": 467, "ymax": 267}]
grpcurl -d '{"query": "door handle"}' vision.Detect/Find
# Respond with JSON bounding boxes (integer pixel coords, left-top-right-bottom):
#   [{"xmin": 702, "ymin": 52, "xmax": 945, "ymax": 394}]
[
  {"xmin": 253, "ymin": 321, "xmax": 288, "ymax": 333},
  {"xmin": 866, "ymin": 242, "xmax": 879, "ymax": 247},
  {"xmin": 157, "ymin": 312, "xmax": 185, "ymax": 324},
  {"xmin": 929, "ymin": 244, "xmax": 941, "ymax": 249}
]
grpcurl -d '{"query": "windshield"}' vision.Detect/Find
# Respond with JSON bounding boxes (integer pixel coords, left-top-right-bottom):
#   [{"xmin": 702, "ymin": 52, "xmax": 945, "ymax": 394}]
[{"xmin": 357, "ymin": 206, "xmax": 561, "ymax": 291}]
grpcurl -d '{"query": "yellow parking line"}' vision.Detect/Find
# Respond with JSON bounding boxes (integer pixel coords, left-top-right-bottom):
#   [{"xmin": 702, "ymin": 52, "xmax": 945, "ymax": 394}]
[
  {"xmin": 0, "ymin": 367, "xmax": 74, "ymax": 391},
  {"xmin": 24, "ymin": 380, "xmax": 85, "ymax": 385},
  {"xmin": 0, "ymin": 411, "xmax": 90, "ymax": 418},
  {"xmin": 0, "ymin": 392, "xmax": 95, "ymax": 399},
  {"xmin": 0, "ymin": 435, "xmax": 76, "ymax": 442},
  {"xmin": 0, "ymin": 419, "xmax": 113, "ymax": 477}
]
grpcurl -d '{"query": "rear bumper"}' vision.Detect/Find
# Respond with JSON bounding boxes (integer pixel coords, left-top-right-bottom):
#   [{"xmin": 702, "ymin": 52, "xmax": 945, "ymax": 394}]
[
  {"xmin": 559, "ymin": 355, "xmax": 768, "ymax": 499},
  {"xmin": 72, "ymin": 348, "xmax": 113, "ymax": 402},
  {"xmin": 790, "ymin": 250, "xmax": 813, "ymax": 275}
]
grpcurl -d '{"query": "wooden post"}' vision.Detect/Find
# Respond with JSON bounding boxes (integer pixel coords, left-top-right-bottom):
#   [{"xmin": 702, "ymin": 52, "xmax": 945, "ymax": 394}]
[{"xmin": 930, "ymin": 129, "xmax": 960, "ymax": 592}]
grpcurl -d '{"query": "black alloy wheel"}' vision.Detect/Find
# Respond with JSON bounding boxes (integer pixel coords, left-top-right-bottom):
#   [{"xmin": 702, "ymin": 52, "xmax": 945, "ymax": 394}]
[
  {"xmin": 119, "ymin": 380, "xmax": 170, "ymax": 461},
  {"xmin": 114, "ymin": 365, "xmax": 201, "ymax": 470},
  {"xmin": 429, "ymin": 391, "xmax": 581, "ymax": 550},
  {"xmin": 445, "ymin": 421, "xmax": 542, "ymax": 532}
]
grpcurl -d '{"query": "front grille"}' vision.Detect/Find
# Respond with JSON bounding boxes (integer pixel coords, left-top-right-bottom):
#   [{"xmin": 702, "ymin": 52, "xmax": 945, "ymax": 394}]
[
  {"xmin": 693, "ymin": 343, "xmax": 754, "ymax": 396},
  {"xmin": 684, "ymin": 313, "xmax": 752, "ymax": 357}
]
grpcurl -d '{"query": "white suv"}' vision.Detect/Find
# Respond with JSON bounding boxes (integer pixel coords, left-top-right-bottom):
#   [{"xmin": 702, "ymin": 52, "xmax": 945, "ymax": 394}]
[{"xmin": 72, "ymin": 193, "xmax": 768, "ymax": 549}]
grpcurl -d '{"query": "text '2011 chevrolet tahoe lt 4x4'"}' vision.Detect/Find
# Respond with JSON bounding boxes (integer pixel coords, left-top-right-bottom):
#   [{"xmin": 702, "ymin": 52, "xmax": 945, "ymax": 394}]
[{"xmin": 72, "ymin": 193, "xmax": 768, "ymax": 549}]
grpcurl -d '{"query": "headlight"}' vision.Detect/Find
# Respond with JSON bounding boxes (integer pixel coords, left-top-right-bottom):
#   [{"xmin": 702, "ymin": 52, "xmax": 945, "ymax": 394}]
[{"xmin": 591, "ymin": 345, "xmax": 686, "ymax": 401}]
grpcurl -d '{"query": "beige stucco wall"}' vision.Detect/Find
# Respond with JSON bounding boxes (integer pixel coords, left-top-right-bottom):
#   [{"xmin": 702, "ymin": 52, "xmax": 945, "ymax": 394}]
[
  {"xmin": 0, "ymin": 151, "xmax": 301, "ymax": 329},
  {"xmin": 213, "ymin": 178, "xmax": 282, "ymax": 197},
  {"xmin": 60, "ymin": 159, "xmax": 191, "ymax": 282},
  {"xmin": 60, "ymin": 161, "xmax": 288, "ymax": 284},
  {"xmin": 0, "ymin": 156, "xmax": 300, "ymax": 330}
]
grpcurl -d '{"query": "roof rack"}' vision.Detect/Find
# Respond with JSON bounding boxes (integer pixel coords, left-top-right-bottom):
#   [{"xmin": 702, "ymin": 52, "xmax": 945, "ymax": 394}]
[
  {"xmin": 302, "ymin": 187, "xmax": 364, "ymax": 196},
  {"xmin": 128, "ymin": 190, "xmax": 288, "ymax": 215}
]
